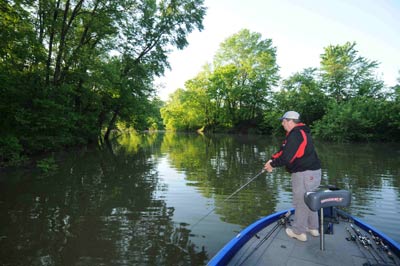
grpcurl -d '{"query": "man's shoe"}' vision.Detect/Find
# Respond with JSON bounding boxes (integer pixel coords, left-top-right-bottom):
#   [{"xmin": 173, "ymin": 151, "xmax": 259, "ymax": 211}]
[
  {"xmin": 307, "ymin": 228, "xmax": 320, "ymax": 237},
  {"xmin": 286, "ymin": 228, "xmax": 307, "ymax": 242}
]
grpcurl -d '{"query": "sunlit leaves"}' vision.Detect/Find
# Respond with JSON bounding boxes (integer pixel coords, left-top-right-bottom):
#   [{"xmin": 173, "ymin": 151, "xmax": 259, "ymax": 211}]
[
  {"xmin": 162, "ymin": 29, "xmax": 280, "ymax": 131},
  {"xmin": 160, "ymin": 88, "xmax": 207, "ymax": 131},
  {"xmin": 274, "ymin": 68, "xmax": 328, "ymax": 125},
  {"xmin": 213, "ymin": 29, "xmax": 279, "ymax": 123},
  {"xmin": 320, "ymin": 42, "xmax": 382, "ymax": 101},
  {"xmin": 0, "ymin": 0, "xmax": 207, "ymax": 164}
]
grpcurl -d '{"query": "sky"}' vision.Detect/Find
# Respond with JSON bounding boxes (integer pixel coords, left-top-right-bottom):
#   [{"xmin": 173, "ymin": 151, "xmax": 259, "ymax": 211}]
[{"xmin": 156, "ymin": 0, "xmax": 400, "ymax": 100}]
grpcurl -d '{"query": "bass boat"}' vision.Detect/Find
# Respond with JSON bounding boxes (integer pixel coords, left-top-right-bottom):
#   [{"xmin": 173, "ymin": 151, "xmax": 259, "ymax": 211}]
[{"xmin": 208, "ymin": 189, "xmax": 400, "ymax": 266}]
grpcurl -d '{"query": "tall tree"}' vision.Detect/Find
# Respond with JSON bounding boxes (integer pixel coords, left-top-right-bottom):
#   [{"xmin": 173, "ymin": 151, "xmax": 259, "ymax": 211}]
[
  {"xmin": 99, "ymin": 0, "xmax": 206, "ymax": 139},
  {"xmin": 320, "ymin": 42, "xmax": 383, "ymax": 102},
  {"xmin": 274, "ymin": 68, "xmax": 328, "ymax": 125},
  {"xmin": 0, "ymin": 0, "xmax": 206, "ymax": 165},
  {"xmin": 161, "ymin": 29, "xmax": 280, "ymax": 132},
  {"xmin": 212, "ymin": 29, "xmax": 279, "ymax": 125}
]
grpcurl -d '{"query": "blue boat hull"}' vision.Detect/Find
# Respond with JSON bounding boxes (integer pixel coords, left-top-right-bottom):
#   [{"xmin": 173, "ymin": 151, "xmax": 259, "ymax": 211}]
[{"xmin": 208, "ymin": 208, "xmax": 400, "ymax": 266}]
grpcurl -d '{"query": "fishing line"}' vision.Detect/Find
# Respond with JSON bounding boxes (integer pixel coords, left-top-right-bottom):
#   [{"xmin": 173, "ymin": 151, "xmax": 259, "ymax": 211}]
[{"xmin": 189, "ymin": 169, "xmax": 266, "ymax": 230}]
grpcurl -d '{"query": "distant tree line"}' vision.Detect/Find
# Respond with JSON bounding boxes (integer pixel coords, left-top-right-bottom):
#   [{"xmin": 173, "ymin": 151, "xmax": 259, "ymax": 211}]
[
  {"xmin": 1, "ymin": 1, "xmax": 399, "ymax": 168},
  {"xmin": 161, "ymin": 30, "xmax": 400, "ymax": 142},
  {"xmin": 0, "ymin": 0, "xmax": 206, "ymax": 166}
]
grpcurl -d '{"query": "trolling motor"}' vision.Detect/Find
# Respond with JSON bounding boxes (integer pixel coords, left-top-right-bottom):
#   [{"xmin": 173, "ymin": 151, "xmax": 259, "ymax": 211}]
[{"xmin": 304, "ymin": 188, "xmax": 352, "ymax": 251}]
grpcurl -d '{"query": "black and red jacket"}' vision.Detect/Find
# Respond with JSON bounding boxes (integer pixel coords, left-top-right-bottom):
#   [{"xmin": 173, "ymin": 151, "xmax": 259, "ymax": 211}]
[{"xmin": 270, "ymin": 123, "xmax": 321, "ymax": 173}]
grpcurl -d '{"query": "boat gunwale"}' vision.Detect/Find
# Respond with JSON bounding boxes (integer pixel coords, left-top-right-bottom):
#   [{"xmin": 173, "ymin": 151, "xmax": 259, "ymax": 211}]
[
  {"xmin": 207, "ymin": 208, "xmax": 400, "ymax": 265},
  {"xmin": 336, "ymin": 209, "xmax": 400, "ymax": 257},
  {"xmin": 207, "ymin": 208, "xmax": 294, "ymax": 266}
]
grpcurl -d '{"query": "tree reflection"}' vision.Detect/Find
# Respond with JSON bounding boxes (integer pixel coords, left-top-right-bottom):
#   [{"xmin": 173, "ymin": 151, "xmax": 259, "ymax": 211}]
[
  {"xmin": 1, "ymin": 133, "xmax": 399, "ymax": 265},
  {"xmin": 161, "ymin": 132, "xmax": 280, "ymax": 226},
  {"xmin": 0, "ymin": 132, "xmax": 207, "ymax": 266},
  {"xmin": 316, "ymin": 141, "xmax": 400, "ymax": 215}
]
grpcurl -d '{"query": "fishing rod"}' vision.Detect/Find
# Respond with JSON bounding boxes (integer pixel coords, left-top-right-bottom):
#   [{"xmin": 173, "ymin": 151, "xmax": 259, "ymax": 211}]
[
  {"xmin": 350, "ymin": 224, "xmax": 383, "ymax": 265},
  {"xmin": 368, "ymin": 229, "xmax": 398, "ymax": 265},
  {"xmin": 189, "ymin": 169, "xmax": 266, "ymax": 230},
  {"xmin": 346, "ymin": 226, "xmax": 375, "ymax": 265},
  {"xmin": 235, "ymin": 211, "xmax": 290, "ymax": 266}
]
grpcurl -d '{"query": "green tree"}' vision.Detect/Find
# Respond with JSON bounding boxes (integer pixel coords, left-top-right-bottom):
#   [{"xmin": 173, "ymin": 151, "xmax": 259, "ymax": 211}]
[
  {"xmin": 212, "ymin": 29, "xmax": 279, "ymax": 125},
  {"xmin": 161, "ymin": 29, "xmax": 280, "ymax": 132},
  {"xmin": 272, "ymin": 68, "xmax": 328, "ymax": 125},
  {"xmin": 184, "ymin": 73, "xmax": 214, "ymax": 130},
  {"xmin": 385, "ymin": 73, "xmax": 400, "ymax": 139},
  {"xmin": 161, "ymin": 89, "xmax": 190, "ymax": 131},
  {"xmin": 313, "ymin": 97, "xmax": 394, "ymax": 142},
  {"xmin": 208, "ymin": 64, "xmax": 240, "ymax": 128},
  {"xmin": 320, "ymin": 42, "xmax": 383, "ymax": 102},
  {"xmin": 313, "ymin": 42, "xmax": 394, "ymax": 142},
  {"xmin": 145, "ymin": 97, "xmax": 165, "ymax": 131},
  {"xmin": 160, "ymin": 85, "xmax": 207, "ymax": 131},
  {"xmin": 0, "ymin": 0, "xmax": 206, "ymax": 165}
]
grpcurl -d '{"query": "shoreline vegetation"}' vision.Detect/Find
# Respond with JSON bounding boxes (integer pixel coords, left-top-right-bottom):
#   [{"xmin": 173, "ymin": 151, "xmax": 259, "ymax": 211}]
[{"xmin": 1, "ymin": 2, "xmax": 399, "ymax": 168}]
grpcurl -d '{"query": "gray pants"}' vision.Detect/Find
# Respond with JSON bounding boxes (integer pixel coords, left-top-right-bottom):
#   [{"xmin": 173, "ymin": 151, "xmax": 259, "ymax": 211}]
[{"xmin": 291, "ymin": 169, "xmax": 322, "ymax": 234}]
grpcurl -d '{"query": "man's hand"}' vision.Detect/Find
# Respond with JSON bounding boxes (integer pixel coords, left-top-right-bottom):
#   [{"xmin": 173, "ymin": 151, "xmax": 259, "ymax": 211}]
[{"xmin": 264, "ymin": 160, "xmax": 274, "ymax": 172}]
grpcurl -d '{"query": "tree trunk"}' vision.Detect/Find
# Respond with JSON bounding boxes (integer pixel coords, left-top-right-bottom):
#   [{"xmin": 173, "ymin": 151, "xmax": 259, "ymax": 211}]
[
  {"xmin": 45, "ymin": 0, "xmax": 61, "ymax": 85},
  {"xmin": 104, "ymin": 108, "xmax": 119, "ymax": 141},
  {"xmin": 53, "ymin": 0, "xmax": 84, "ymax": 85}
]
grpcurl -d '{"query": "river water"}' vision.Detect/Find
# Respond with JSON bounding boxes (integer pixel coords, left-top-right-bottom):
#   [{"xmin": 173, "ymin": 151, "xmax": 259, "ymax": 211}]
[{"xmin": 1, "ymin": 132, "xmax": 399, "ymax": 265}]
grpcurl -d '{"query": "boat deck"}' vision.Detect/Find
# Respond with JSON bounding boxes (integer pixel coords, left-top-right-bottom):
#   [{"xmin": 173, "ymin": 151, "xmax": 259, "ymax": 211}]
[{"xmin": 228, "ymin": 213, "xmax": 400, "ymax": 266}]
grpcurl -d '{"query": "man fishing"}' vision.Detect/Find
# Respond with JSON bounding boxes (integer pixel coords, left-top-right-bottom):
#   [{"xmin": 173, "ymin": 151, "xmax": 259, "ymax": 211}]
[{"xmin": 264, "ymin": 111, "xmax": 321, "ymax": 242}]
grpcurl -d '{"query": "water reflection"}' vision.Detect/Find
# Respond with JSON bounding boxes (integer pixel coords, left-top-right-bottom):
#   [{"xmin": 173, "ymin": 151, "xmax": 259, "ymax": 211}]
[
  {"xmin": 0, "ymin": 132, "xmax": 399, "ymax": 265},
  {"xmin": 0, "ymin": 133, "xmax": 207, "ymax": 265}
]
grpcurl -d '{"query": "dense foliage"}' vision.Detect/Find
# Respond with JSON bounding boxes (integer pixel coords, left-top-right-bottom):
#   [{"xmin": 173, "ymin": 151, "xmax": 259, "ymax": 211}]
[
  {"xmin": 0, "ymin": 0, "xmax": 206, "ymax": 166},
  {"xmin": 162, "ymin": 29, "xmax": 280, "ymax": 132},
  {"xmin": 161, "ymin": 33, "xmax": 400, "ymax": 142},
  {"xmin": 2, "ymin": 1, "xmax": 399, "ymax": 167}
]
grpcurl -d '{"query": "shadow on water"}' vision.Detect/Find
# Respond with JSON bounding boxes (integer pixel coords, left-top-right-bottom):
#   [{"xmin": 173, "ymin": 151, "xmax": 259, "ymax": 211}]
[{"xmin": 0, "ymin": 132, "xmax": 399, "ymax": 265}]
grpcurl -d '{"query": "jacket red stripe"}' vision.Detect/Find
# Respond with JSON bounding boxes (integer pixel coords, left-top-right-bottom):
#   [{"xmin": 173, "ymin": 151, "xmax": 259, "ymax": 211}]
[{"xmin": 289, "ymin": 129, "xmax": 307, "ymax": 163}]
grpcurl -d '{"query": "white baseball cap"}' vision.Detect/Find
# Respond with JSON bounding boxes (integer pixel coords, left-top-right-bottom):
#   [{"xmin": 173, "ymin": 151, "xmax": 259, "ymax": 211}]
[{"xmin": 279, "ymin": 111, "xmax": 300, "ymax": 121}]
